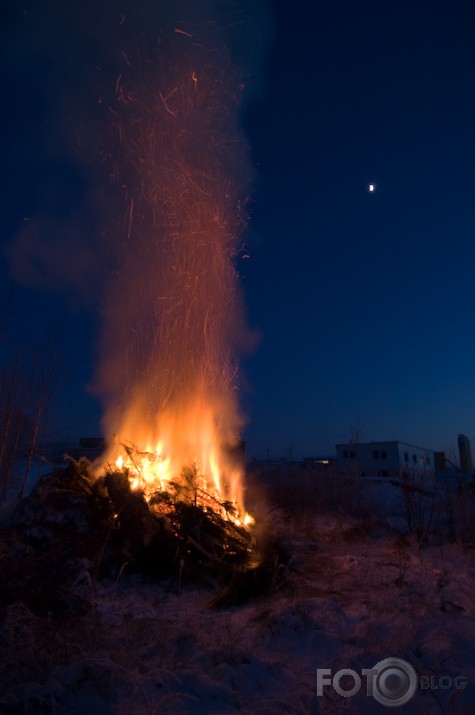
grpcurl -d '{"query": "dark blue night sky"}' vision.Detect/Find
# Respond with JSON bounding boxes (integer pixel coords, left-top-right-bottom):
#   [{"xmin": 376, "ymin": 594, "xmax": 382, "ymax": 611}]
[
  {"xmin": 3, "ymin": 0, "xmax": 475, "ymax": 460},
  {"xmin": 241, "ymin": 0, "xmax": 475, "ymax": 459}
]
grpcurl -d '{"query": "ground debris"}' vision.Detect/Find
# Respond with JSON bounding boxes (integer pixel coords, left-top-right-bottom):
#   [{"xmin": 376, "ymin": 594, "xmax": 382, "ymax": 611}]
[{"xmin": 0, "ymin": 462, "xmax": 289, "ymax": 617}]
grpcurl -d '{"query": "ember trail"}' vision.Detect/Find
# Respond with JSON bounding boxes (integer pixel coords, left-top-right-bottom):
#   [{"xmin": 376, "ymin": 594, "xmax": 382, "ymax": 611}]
[{"xmin": 96, "ymin": 19, "xmax": 253, "ymax": 525}]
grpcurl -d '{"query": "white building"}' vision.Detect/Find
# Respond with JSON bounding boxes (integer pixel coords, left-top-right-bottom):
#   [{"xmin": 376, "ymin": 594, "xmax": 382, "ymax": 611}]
[{"xmin": 336, "ymin": 440, "xmax": 435, "ymax": 479}]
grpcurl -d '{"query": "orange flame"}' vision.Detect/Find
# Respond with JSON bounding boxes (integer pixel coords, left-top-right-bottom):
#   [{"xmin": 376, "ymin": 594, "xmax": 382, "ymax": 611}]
[
  {"xmin": 96, "ymin": 33, "xmax": 254, "ymax": 527},
  {"xmin": 100, "ymin": 390, "xmax": 252, "ymax": 524}
]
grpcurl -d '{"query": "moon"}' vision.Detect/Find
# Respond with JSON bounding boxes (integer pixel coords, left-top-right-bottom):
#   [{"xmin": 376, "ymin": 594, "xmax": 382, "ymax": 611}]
[{"xmin": 368, "ymin": 183, "xmax": 375, "ymax": 192}]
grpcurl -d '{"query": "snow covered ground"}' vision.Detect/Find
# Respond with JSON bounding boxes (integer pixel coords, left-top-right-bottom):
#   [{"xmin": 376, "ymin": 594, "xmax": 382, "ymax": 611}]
[{"xmin": 1, "ymin": 476, "xmax": 475, "ymax": 714}]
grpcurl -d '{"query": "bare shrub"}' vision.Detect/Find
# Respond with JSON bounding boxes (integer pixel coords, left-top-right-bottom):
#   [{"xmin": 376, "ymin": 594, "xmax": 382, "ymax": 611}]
[
  {"xmin": 0, "ymin": 340, "xmax": 58, "ymax": 503},
  {"xmin": 457, "ymin": 481, "xmax": 475, "ymax": 549},
  {"xmin": 401, "ymin": 472, "xmax": 437, "ymax": 544},
  {"xmin": 254, "ymin": 461, "xmax": 370, "ymax": 523}
]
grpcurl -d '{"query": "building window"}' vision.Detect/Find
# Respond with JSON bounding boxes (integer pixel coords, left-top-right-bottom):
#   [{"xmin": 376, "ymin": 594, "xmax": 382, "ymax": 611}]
[
  {"xmin": 381, "ymin": 450, "xmax": 387, "ymax": 459},
  {"xmin": 412, "ymin": 454, "xmax": 417, "ymax": 463},
  {"xmin": 349, "ymin": 450, "xmax": 356, "ymax": 459},
  {"xmin": 381, "ymin": 470, "xmax": 389, "ymax": 477},
  {"xmin": 343, "ymin": 450, "xmax": 348, "ymax": 458},
  {"xmin": 373, "ymin": 450, "xmax": 380, "ymax": 459},
  {"xmin": 426, "ymin": 456, "xmax": 431, "ymax": 466},
  {"xmin": 404, "ymin": 452, "xmax": 409, "ymax": 462}
]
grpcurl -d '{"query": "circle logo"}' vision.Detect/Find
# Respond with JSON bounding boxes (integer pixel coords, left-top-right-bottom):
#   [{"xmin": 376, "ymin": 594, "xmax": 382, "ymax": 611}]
[{"xmin": 371, "ymin": 657, "xmax": 418, "ymax": 707}]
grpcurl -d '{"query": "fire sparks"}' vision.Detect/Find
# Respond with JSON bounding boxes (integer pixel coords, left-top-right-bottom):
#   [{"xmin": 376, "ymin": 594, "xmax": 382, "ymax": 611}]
[{"xmin": 96, "ymin": 24, "xmax": 254, "ymax": 529}]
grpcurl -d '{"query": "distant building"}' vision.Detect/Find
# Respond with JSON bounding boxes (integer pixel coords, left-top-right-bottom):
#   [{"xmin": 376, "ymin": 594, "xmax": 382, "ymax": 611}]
[{"xmin": 336, "ymin": 440, "xmax": 435, "ymax": 479}]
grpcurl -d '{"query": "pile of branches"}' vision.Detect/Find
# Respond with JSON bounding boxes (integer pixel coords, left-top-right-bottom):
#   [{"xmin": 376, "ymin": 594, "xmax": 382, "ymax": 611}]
[{"xmin": 0, "ymin": 458, "xmax": 289, "ymax": 617}]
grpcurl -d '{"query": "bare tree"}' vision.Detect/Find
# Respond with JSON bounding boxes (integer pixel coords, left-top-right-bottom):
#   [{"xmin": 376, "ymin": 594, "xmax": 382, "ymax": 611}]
[
  {"xmin": 19, "ymin": 339, "xmax": 58, "ymax": 498},
  {"xmin": 0, "ymin": 291, "xmax": 59, "ymax": 502},
  {"xmin": 0, "ymin": 353, "xmax": 32, "ymax": 501}
]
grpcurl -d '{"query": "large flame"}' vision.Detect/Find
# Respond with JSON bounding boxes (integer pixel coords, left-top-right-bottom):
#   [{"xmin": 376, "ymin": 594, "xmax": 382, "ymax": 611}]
[
  {"xmin": 103, "ymin": 392, "xmax": 248, "ymax": 521},
  {"xmin": 96, "ymin": 23, "xmax": 253, "ymax": 524}
]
